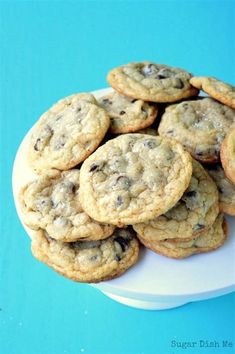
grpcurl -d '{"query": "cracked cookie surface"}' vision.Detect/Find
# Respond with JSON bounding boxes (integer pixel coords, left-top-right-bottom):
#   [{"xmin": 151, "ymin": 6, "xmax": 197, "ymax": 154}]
[
  {"xmin": 158, "ymin": 97, "xmax": 235, "ymax": 163},
  {"xmin": 133, "ymin": 160, "xmax": 219, "ymax": 242},
  {"xmin": 28, "ymin": 93, "xmax": 110, "ymax": 171},
  {"xmin": 19, "ymin": 169, "xmax": 114, "ymax": 242},
  {"xmin": 79, "ymin": 134, "xmax": 192, "ymax": 226},
  {"xmin": 31, "ymin": 227, "xmax": 139, "ymax": 282},
  {"xmin": 221, "ymin": 129, "xmax": 235, "ymax": 184},
  {"xmin": 137, "ymin": 214, "xmax": 227, "ymax": 259},
  {"xmin": 107, "ymin": 62, "xmax": 198, "ymax": 103},
  {"xmin": 204, "ymin": 164, "xmax": 235, "ymax": 216},
  {"xmin": 98, "ymin": 91, "xmax": 158, "ymax": 134},
  {"xmin": 190, "ymin": 76, "xmax": 235, "ymax": 109}
]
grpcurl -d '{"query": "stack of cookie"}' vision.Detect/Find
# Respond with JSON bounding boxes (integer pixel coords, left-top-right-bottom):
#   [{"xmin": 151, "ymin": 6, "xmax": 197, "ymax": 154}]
[{"xmin": 19, "ymin": 61, "xmax": 235, "ymax": 283}]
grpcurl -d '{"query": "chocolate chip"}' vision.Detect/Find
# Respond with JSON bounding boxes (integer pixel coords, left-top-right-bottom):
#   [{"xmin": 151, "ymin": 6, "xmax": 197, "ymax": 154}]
[
  {"xmin": 116, "ymin": 195, "xmax": 123, "ymax": 207},
  {"xmin": 89, "ymin": 163, "xmax": 103, "ymax": 172},
  {"xmin": 114, "ymin": 236, "xmax": 129, "ymax": 252},
  {"xmin": 115, "ymin": 175, "xmax": 132, "ymax": 190},
  {"xmin": 174, "ymin": 78, "xmax": 184, "ymax": 89},
  {"xmin": 166, "ymin": 130, "xmax": 173, "ymax": 134},
  {"xmin": 34, "ymin": 138, "xmax": 41, "ymax": 151},
  {"xmin": 115, "ymin": 254, "xmax": 121, "ymax": 261},
  {"xmin": 141, "ymin": 107, "xmax": 147, "ymax": 115},
  {"xmin": 72, "ymin": 184, "xmax": 76, "ymax": 194},
  {"xmin": 45, "ymin": 232, "xmax": 54, "ymax": 242},
  {"xmin": 155, "ymin": 74, "xmax": 166, "ymax": 79},
  {"xmin": 193, "ymin": 224, "xmax": 205, "ymax": 231},
  {"xmin": 131, "ymin": 99, "xmax": 137, "ymax": 103},
  {"xmin": 90, "ymin": 255, "xmax": 98, "ymax": 261},
  {"xmin": 142, "ymin": 64, "xmax": 155, "ymax": 76},
  {"xmin": 120, "ymin": 110, "xmax": 126, "ymax": 115},
  {"xmin": 76, "ymin": 107, "xmax": 81, "ymax": 112},
  {"xmin": 103, "ymin": 98, "xmax": 112, "ymax": 104},
  {"xmin": 143, "ymin": 139, "xmax": 156, "ymax": 149},
  {"xmin": 54, "ymin": 135, "xmax": 66, "ymax": 150},
  {"xmin": 185, "ymin": 191, "xmax": 197, "ymax": 197},
  {"xmin": 56, "ymin": 115, "xmax": 62, "ymax": 121}
]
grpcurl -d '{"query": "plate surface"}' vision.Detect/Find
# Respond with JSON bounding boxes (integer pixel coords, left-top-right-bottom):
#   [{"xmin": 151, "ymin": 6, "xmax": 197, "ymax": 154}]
[{"xmin": 12, "ymin": 88, "xmax": 235, "ymax": 309}]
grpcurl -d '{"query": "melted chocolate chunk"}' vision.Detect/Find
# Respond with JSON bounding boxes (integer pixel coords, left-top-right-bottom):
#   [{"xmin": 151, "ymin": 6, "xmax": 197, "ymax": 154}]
[
  {"xmin": 90, "ymin": 255, "xmax": 98, "ymax": 262},
  {"xmin": 141, "ymin": 107, "xmax": 147, "ymax": 114},
  {"xmin": 115, "ymin": 175, "xmax": 132, "ymax": 189},
  {"xmin": 89, "ymin": 163, "xmax": 103, "ymax": 172},
  {"xmin": 155, "ymin": 74, "xmax": 166, "ymax": 79},
  {"xmin": 143, "ymin": 139, "xmax": 156, "ymax": 149},
  {"xmin": 115, "ymin": 254, "xmax": 121, "ymax": 261},
  {"xmin": 116, "ymin": 195, "xmax": 123, "ymax": 207},
  {"xmin": 114, "ymin": 236, "xmax": 129, "ymax": 252},
  {"xmin": 120, "ymin": 110, "xmax": 126, "ymax": 115},
  {"xmin": 54, "ymin": 135, "xmax": 66, "ymax": 150},
  {"xmin": 196, "ymin": 152, "xmax": 204, "ymax": 156},
  {"xmin": 34, "ymin": 138, "xmax": 41, "ymax": 151},
  {"xmin": 142, "ymin": 63, "xmax": 155, "ymax": 76},
  {"xmin": 102, "ymin": 98, "xmax": 112, "ymax": 105},
  {"xmin": 185, "ymin": 191, "xmax": 197, "ymax": 197},
  {"xmin": 166, "ymin": 130, "xmax": 173, "ymax": 134},
  {"xmin": 193, "ymin": 223, "xmax": 205, "ymax": 231}
]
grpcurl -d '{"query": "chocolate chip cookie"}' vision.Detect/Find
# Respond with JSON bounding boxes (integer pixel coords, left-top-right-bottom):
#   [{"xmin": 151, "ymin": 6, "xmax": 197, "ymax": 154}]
[
  {"xmin": 204, "ymin": 164, "xmax": 235, "ymax": 216},
  {"xmin": 79, "ymin": 134, "xmax": 192, "ymax": 226},
  {"xmin": 190, "ymin": 76, "xmax": 235, "ymax": 109},
  {"xmin": 133, "ymin": 160, "xmax": 219, "ymax": 242},
  {"xmin": 158, "ymin": 97, "xmax": 235, "ymax": 163},
  {"xmin": 220, "ymin": 129, "xmax": 235, "ymax": 184},
  {"xmin": 98, "ymin": 91, "xmax": 158, "ymax": 134},
  {"xmin": 137, "ymin": 214, "xmax": 227, "ymax": 259},
  {"xmin": 28, "ymin": 93, "xmax": 110, "ymax": 171},
  {"xmin": 107, "ymin": 62, "xmax": 198, "ymax": 103},
  {"xmin": 19, "ymin": 169, "xmax": 114, "ymax": 242},
  {"xmin": 31, "ymin": 227, "xmax": 139, "ymax": 282}
]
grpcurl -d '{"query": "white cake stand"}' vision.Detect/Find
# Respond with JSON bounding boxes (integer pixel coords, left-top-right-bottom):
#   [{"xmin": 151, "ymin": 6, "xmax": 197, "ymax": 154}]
[{"xmin": 12, "ymin": 88, "xmax": 235, "ymax": 310}]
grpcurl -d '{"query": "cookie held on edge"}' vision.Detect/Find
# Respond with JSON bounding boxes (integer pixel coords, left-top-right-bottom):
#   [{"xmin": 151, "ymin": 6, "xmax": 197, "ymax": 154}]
[
  {"xmin": 31, "ymin": 228, "xmax": 139, "ymax": 283},
  {"xmin": 107, "ymin": 62, "xmax": 198, "ymax": 103},
  {"xmin": 79, "ymin": 134, "xmax": 192, "ymax": 226},
  {"xmin": 28, "ymin": 93, "xmax": 110, "ymax": 171},
  {"xmin": 98, "ymin": 91, "xmax": 158, "ymax": 134},
  {"xmin": 137, "ymin": 214, "xmax": 227, "ymax": 259},
  {"xmin": 220, "ymin": 129, "xmax": 235, "ymax": 185},
  {"xmin": 190, "ymin": 76, "xmax": 235, "ymax": 109},
  {"xmin": 133, "ymin": 160, "xmax": 219, "ymax": 242},
  {"xmin": 19, "ymin": 169, "xmax": 115, "ymax": 242}
]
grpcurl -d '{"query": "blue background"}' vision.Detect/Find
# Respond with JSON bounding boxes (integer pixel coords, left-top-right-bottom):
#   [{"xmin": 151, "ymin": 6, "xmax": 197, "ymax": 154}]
[{"xmin": 0, "ymin": 1, "xmax": 235, "ymax": 353}]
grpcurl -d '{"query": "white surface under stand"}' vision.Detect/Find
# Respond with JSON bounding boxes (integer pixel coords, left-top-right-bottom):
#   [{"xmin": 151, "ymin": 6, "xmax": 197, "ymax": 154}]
[{"xmin": 12, "ymin": 88, "xmax": 235, "ymax": 310}]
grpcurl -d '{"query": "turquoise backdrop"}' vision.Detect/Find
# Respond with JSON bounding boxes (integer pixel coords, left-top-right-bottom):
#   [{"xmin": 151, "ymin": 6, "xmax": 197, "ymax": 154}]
[{"xmin": 0, "ymin": 1, "xmax": 234, "ymax": 354}]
